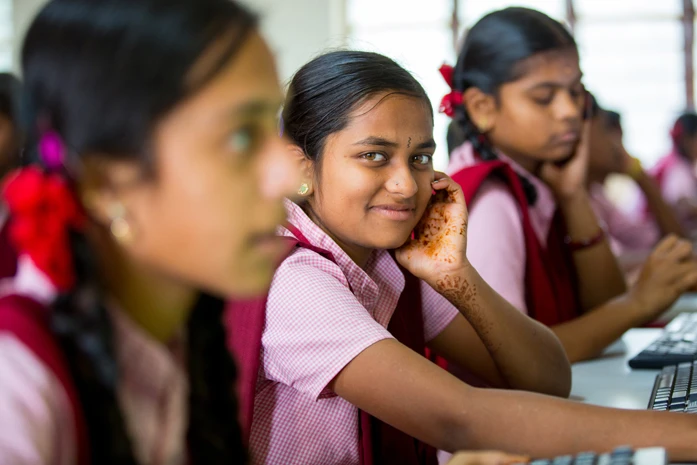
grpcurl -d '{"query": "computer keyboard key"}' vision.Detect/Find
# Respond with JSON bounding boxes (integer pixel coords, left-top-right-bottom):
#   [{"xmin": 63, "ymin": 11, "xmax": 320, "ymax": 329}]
[
  {"xmin": 529, "ymin": 460, "xmax": 550, "ymax": 465},
  {"xmin": 551, "ymin": 455, "xmax": 572, "ymax": 465}
]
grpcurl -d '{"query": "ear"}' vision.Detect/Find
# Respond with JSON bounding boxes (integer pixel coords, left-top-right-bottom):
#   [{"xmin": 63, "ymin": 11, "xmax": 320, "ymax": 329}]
[
  {"xmin": 78, "ymin": 156, "xmax": 141, "ymax": 227},
  {"xmin": 463, "ymin": 87, "xmax": 497, "ymax": 134},
  {"xmin": 287, "ymin": 144, "xmax": 315, "ymax": 196}
]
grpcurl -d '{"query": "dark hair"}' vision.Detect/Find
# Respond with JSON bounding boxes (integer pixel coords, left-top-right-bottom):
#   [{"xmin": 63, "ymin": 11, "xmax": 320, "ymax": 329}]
[
  {"xmin": 282, "ymin": 50, "xmax": 432, "ymax": 166},
  {"xmin": 22, "ymin": 0, "xmax": 256, "ymax": 463},
  {"xmin": 671, "ymin": 112, "xmax": 697, "ymax": 159},
  {"xmin": 0, "ymin": 73, "xmax": 22, "ymax": 125},
  {"xmin": 452, "ymin": 7, "xmax": 577, "ymax": 204},
  {"xmin": 604, "ymin": 110, "xmax": 622, "ymax": 133}
]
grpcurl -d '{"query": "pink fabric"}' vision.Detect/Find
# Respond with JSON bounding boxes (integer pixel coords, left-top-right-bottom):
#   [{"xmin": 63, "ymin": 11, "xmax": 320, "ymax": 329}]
[
  {"xmin": 447, "ymin": 142, "xmax": 557, "ymax": 314},
  {"xmin": 588, "ymin": 183, "xmax": 659, "ymax": 255},
  {"xmin": 248, "ymin": 200, "xmax": 459, "ymax": 465},
  {"xmin": 0, "ymin": 257, "xmax": 189, "ymax": 465},
  {"xmin": 651, "ymin": 151, "xmax": 697, "ymax": 206}
]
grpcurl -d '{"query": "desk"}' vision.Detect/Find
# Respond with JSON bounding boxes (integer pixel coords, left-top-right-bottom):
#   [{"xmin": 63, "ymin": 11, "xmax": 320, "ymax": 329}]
[{"xmin": 570, "ymin": 328, "xmax": 662, "ymax": 409}]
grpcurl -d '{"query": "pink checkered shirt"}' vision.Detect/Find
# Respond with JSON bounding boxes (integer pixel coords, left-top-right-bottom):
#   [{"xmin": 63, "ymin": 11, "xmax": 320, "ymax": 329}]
[
  {"xmin": 0, "ymin": 257, "xmax": 188, "ymax": 465},
  {"xmin": 248, "ymin": 200, "xmax": 459, "ymax": 465}
]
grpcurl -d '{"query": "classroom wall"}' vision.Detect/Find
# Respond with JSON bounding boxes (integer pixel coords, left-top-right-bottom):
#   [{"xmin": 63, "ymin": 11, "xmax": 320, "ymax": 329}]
[
  {"xmin": 240, "ymin": 0, "xmax": 346, "ymax": 84},
  {"xmin": 11, "ymin": 0, "xmax": 345, "ymax": 83},
  {"xmin": 12, "ymin": 0, "xmax": 46, "ymax": 72}
]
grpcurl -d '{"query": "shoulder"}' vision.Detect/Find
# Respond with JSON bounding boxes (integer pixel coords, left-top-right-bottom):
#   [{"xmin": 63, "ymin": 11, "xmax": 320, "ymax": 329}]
[{"xmin": 0, "ymin": 333, "xmax": 75, "ymax": 465}]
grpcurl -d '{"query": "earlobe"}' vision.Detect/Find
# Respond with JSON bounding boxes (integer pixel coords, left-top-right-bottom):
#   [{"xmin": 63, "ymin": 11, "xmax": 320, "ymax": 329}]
[
  {"xmin": 288, "ymin": 144, "xmax": 316, "ymax": 197},
  {"xmin": 463, "ymin": 87, "xmax": 496, "ymax": 133}
]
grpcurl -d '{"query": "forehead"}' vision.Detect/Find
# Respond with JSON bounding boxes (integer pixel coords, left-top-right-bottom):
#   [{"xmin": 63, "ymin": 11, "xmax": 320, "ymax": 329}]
[
  {"xmin": 341, "ymin": 93, "xmax": 433, "ymax": 136},
  {"xmin": 510, "ymin": 49, "xmax": 581, "ymax": 88},
  {"xmin": 183, "ymin": 32, "xmax": 283, "ymax": 120}
]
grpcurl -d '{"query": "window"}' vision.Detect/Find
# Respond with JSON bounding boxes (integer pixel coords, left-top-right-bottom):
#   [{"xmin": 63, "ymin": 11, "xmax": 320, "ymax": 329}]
[
  {"xmin": 0, "ymin": 0, "xmax": 11, "ymax": 72},
  {"xmin": 346, "ymin": 0, "xmax": 691, "ymax": 168}
]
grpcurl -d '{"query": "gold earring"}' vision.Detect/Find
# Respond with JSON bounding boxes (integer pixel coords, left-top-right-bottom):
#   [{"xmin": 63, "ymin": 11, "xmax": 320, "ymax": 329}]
[
  {"xmin": 297, "ymin": 183, "xmax": 310, "ymax": 196},
  {"xmin": 478, "ymin": 119, "xmax": 489, "ymax": 132},
  {"xmin": 108, "ymin": 203, "xmax": 133, "ymax": 243}
]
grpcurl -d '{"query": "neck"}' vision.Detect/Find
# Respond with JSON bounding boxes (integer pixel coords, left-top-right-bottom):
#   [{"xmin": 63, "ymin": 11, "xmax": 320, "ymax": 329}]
[
  {"xmin": 493, "ymin": 148, "xmax": 542, "ymax": 176},
  {"xmin": 88, "ymin": 225, "xmax": 198, "ymax": 343},
  {"xmin": 586, "ymin": 169, "xmax": 606, "ymax": 186},
  {"xmin": 303, "ymin": 203, "xmax": 372, "ymax": 268}
]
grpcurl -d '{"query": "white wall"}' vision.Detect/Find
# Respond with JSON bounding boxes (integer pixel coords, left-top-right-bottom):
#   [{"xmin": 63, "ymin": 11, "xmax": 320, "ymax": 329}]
[
  {"xmin": 11, "ymin": 0, "xmax": 344, "ymax": 82},
  {"xmin": 12, "ymin": 0, "xmax": 46, "ymax": 72},
  {"xmin": 242, "ymin": 0, "xmax": 346, "ymax": 84}
]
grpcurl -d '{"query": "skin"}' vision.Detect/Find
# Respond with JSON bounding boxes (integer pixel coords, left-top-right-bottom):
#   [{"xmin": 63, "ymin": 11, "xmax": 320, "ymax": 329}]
[
  {"xmin": 292, "ymin": 94, "xmax": 697, "ymax": 462},
  {"xmin": 464, "ymin": 49, "xmax": 697, "ymax": 362},
  {"xmin": 79, "ymin": 32, "xmax": 298, "ymax": 341}
]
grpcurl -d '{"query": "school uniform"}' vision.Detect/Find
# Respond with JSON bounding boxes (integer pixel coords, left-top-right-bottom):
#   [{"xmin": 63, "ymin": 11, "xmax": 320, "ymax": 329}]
[
  {"xmin": 588, "ymin": 183, "xmax": 659, "ymax": 256},
  {"xmin": 651, "ymin": 151, "xmax": 697, "ymax": 207},
  {"xmin": 0, "ymin": 258, "xmax": 189, "ymax": 465},
  {"xmin": 447, "ymin": 142, "xmax": 580, "ymax": 325},
  {"xmin": 246, "ymin": 199, "xmax": 459, "ymax": 465}
]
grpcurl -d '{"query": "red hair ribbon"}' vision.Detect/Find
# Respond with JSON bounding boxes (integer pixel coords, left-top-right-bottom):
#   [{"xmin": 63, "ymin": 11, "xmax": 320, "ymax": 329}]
[
  {"xmin": 438, "ymin": 63, "xmax": 464, "ymax": 118},
  {"xmin": 3, "ymin": 166, "xmax": 86, "ymax": 291}
]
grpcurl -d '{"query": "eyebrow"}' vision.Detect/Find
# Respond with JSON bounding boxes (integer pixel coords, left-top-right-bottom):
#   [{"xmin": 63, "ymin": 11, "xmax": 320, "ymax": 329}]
[
  {"xmin": 353, "ymin": 136, "xmax": 437, "ymax": 150},
  {"xmin": 229, "ymin": 98, "xmax": 284, "ymax": 118},
  {"xmin": 527, "ymin": 73, "xmax": 584, "ymax": 91}
]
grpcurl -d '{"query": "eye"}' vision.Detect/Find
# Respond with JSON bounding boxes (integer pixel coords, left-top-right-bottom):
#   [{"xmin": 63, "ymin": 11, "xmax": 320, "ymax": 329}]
[
  {"xmin": 227, "ymin": 125, "xmax": 262, "ymax": 155},
  {"xmin": 411, "ymin": 154, "xmax": 433, "ymax": 165},
  {"xmin": 361, "ymin": 152, "xmax": 387, "ymax": 162}
]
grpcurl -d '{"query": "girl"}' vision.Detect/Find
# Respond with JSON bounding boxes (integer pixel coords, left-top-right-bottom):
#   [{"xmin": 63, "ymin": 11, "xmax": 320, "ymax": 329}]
[
  {"xmin": 445, "ymin": 7, "xmax": 697, "ymax": 364},
  {"xmin": 586, "ymin": 96, "xmax": 684, "ymax": 272},
  {"xmin": 246, "ymin": 49, "xmax": 697, "ymax": 465},
  {"xmin": 650, "ymin": 112, "xmax": 697, "ymax": 231},
  {"xmin": 0, "ymin": 73, "xmax": 22, "ymax": 179},
  {"xmin": 0, "ymin": 0, "xmax": 298, "ymax": 463}
]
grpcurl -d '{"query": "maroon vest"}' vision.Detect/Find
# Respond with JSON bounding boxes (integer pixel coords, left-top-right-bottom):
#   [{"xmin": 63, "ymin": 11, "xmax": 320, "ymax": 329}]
[
  {"xmin": 225, "ymin": 224, "xmax": 438, "ymax": 465},
  {"xmin": 451, "ymin": 161, "xmax": 581, "ymax": 326}
]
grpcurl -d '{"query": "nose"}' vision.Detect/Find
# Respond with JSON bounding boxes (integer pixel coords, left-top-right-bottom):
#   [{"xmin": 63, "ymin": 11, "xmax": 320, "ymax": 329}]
[
  {"xmin": 258, "ymin": 134, "xmax": 300, "ymax": 200},
  {"xmin": 385, "ymin": 161, "xmax": 418, "ymax": 198},
  {"xmin": 555, "ymin": 90, "xmax": 582, "ymax": 122}
]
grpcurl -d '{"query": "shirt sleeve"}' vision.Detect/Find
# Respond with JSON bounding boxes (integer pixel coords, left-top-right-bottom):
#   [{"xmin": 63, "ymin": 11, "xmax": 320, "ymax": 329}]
[
  {"xmin": 419, "ymin": 280, "xmax": 460, "ymax": 342},
  {"xmin": 0, "ymin": 334, "xmax": 75, "ymax": 465},
  {"xmin": 263, "ymin": 253, "xmax": 395, "ymax": 400},
  {"xmin": 466, "ymin": 181, "xmax": 528, "ymax": 314},
  {"xmin": 662, "ymin": 162, "xmax": 697, "ymax": 205}
]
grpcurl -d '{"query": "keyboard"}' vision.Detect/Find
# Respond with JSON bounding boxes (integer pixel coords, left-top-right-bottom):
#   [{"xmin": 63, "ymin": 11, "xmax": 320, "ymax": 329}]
[
  {"xmin": 629, "ymin": 313, "xmax": 697, "ymax": 369},
  {"xmin": 648, "ymin": 361, "xmax": 697, "ymax": 413},
  {"xmin": 516, "ymin": 447, "xmax": 667, "ymax": 465}
]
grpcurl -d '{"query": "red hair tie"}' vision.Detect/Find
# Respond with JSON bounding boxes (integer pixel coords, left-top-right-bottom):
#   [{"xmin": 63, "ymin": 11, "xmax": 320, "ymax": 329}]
[
  {"xmin": 438, "ymin": 63, "xmax": 464, "ymax": 118},
  {"xmin": 3, "ymin": 166, "xmax": 86, "ymax": 291}
]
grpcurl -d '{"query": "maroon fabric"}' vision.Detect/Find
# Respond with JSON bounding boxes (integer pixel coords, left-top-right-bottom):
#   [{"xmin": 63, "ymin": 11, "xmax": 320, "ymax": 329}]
[
  {"xmin": 451, "ymin": 161, "xmax": 581, "ymax": 326},
  {"xmin": 0, "ymin": 218, "xmax": 17, "ymax": 279},
  {"xmin": 0, "ymin": 294, "xmax": 89, "ymax": 465},
  {"xmin": 226, "ymin": 226, "xmax": 437, "ymax": 464}
]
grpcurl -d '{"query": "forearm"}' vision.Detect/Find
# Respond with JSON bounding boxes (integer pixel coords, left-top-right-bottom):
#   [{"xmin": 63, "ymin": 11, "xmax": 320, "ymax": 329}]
[
  {"xmin": 558, "ymin": 190, "xmax": 627, "ymax": 309},
  {"xmin": 551, "ymin": 294, "xmax": 644, "ymax": 363},
  {"xmin": 635, "ymin": 172, "xmax": 686, "ymax": 238},
  {"xmin": 438, "ymin": 266, "xmax": 571, "ymax": 396},
  {"xmin": 449, "ymin": 387, "xmax": 697, "ymax": 461}
]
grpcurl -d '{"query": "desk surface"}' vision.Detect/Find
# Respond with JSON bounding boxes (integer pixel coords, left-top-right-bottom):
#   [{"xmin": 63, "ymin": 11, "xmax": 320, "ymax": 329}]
[{"xmin": 570, "ymin": 328, "xmax": 662, "ymax": 409}]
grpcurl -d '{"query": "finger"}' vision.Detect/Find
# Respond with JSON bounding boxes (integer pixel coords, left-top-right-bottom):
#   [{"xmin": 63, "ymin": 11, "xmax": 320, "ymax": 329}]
[
  {"xmin": 664, "ymin": 238, "xmax": 693, "ymax": 262},
  {"xmin": 670, "ymin": 270, "xmax": 697, "ymax": 296},
  {"xmin": 448, "ymin": 451, "xmax": 530, "ymax": 465},
  {"xmin": 575, "ymin": 117, "xmax": 592, "ymax": 161},
  {"xmin": 652, "ymin": 235, "xmax": 680, "ymax": 257},
  {"xmin": 663, "ymin": 262, "xmax": 697, "ymax": 284},
  {"xmin": 431, "ymin": 173, "xmax": 467, "ymax": 210}
]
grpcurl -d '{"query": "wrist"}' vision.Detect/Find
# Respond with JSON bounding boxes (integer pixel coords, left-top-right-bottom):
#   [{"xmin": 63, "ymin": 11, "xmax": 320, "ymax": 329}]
[
  {"xmin": 556, "ymin": 188, "xmax": 590, "ymax": 210},
  {"xmin": 623, "ymin": 289, "xmax": 652, "ymax": 324}
]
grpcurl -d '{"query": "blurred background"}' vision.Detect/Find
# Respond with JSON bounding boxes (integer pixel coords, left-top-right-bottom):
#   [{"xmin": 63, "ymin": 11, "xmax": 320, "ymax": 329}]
[{"xmin": 5, "ymin": 0, "xmax": 695, "ymax": 175}]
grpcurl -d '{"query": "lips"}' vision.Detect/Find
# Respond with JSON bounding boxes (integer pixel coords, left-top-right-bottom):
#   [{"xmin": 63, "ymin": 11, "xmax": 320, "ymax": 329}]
[{"xmin": 369, "ymin": 204, "xmax": 416, "ymax": 221}]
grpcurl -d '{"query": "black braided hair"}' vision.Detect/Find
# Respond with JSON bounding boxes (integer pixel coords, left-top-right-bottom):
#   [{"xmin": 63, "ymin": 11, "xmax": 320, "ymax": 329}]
[
  {"xmin": 451, "ymin": 7, "xmax": 577, "ymax": 205},
  {"xmin": 21, "ymin": 0, "xmax": 255, "ymax": 463}
]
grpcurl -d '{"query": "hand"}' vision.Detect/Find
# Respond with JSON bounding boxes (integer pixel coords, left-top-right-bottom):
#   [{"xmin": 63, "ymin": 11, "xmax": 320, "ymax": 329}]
[
  {"xmin": 539, "ymin": 118, "xmax": 591, "ymax": 201},
  {"xmin": 628, "ymin": 235, "xmax": 697, "ymax": 322},
  {"xmin": 446, "ymin": 451, "xmax": 530, "ymax": 465},
  {"xmin": 395, "ymin": 172, "xmax": 469, "ymax": 284}
]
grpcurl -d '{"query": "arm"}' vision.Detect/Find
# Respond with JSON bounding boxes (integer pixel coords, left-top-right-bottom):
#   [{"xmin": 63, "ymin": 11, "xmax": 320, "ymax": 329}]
[
  {"xmin": 400, "ymin": 175, "xmax": 570, "ymax": 397},
  {"xmin": 331, "ymin": 338, "xmax": 697, "ymax": 461},
  {"xmin": 552, "ymin": 235, "xmax": 697, "ymax": 362},
  {"xmin": 427, "ymin": 267, "xmax": 570, "ymax": 397},
  {"xmin": 541, "ymin": 120, "xmax": 626, "ymax": 311},
  {"xmin": 634, "ymin": 170, "xmax": 686, "ymax": 237}
]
